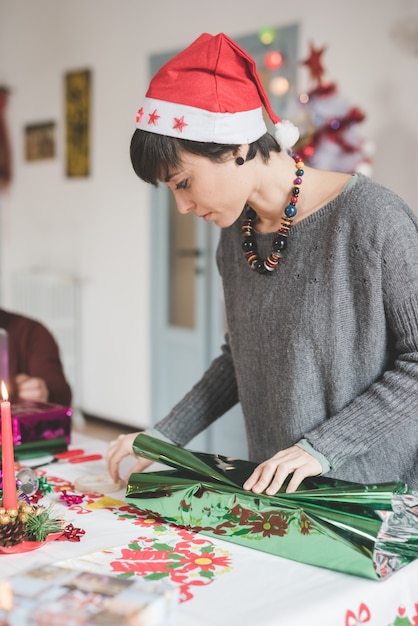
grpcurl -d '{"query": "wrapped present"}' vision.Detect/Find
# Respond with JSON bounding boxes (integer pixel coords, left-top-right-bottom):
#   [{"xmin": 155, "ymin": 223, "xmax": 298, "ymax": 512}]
[
  {"xmin": 126, "ymin": 434, "xmax": 418, "ymax": 581},
  {"xmin": 0, "ymin": 400, "xmax": 71, "ymax": 460}
]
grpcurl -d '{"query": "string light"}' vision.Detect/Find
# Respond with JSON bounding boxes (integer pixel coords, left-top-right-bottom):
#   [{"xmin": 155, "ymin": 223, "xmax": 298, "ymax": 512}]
[
  {"xmin": 270, "ymin": 76, "xmax": 289, "ymax": 97},
  {"xmin": 259, "ymin": 27, "xmax": 276, "ymax": 45},
  {"xmin": 264, "ymin": 50, "xmax": 283, "ymax": 70}
]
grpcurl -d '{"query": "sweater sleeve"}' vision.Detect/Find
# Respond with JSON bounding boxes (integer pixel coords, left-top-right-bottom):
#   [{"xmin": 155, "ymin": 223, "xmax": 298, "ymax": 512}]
[
  {"xmin": 20, "ymin": 320, "xmax": 72, "ymax": 406},
  {"xmin": 305, "ymin": 207, "xmax": 418, "ymax": 471},
  {"xmin": 154, "ymin": 337, "xmax": 239, "ymax": 446}
]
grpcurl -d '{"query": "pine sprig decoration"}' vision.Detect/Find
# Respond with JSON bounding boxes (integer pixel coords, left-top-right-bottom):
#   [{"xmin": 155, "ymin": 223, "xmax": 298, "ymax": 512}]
[
  {"xmin": 25, "ymin": 505, "xmax": 64, "ymax": 542},
  {"xmin": 0, "ymin": 501, "xmax": 64, "ymax": 546}
]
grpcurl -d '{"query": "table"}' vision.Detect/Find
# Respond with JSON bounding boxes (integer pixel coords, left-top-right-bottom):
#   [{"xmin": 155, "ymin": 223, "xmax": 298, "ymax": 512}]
[{"xmin": 2, "ymin": 432, "xmax": 418, "ymax": 625}]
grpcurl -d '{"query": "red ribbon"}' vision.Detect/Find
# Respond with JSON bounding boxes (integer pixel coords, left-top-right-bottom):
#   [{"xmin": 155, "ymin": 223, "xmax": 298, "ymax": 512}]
[
  {"xmin": 59, "ymin": 490, "xmax": 84, "ymax": 506},
  {"xmin": 59, "ymin": 523, "xmax": 86, "ymax": 542}
]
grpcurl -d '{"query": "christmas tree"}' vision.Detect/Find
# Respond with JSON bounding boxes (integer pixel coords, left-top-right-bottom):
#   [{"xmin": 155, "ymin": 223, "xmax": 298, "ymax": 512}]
[{"xmin": 286, "ymin": 43, "xmax": 372, "ymax": 174}]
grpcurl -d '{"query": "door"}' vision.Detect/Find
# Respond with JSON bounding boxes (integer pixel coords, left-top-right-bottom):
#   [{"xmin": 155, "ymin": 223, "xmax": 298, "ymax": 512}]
[{"xmin": 150, "ymin": 183, "xmax": 247, "ymax": 456}]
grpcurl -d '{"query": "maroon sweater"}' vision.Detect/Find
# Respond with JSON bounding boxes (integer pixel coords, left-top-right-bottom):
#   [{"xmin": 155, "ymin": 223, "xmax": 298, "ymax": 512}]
[{"xmin": 0, "ymin": 309, "xmax": 72, "ymax": 405}]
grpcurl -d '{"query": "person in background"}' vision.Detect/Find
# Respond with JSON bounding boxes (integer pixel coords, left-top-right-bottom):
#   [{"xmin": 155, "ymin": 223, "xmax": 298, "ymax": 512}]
[
  {"xmin": 0, "ymin": 308, "xmax": 72, "ymax": 406},
  {"xmin": 106, "ymin": 32, "xmax": 418, "ymax": 495}
]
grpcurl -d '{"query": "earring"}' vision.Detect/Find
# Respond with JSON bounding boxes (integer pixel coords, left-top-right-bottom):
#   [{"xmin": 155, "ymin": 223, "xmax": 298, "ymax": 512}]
[{"xmin": 235, "ymin": 156, "xmax": 245, "ymax": 166}]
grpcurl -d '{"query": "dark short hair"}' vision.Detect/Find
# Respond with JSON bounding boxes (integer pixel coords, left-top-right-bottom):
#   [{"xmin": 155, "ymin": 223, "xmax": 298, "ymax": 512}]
[{"xmin": 130, "ymin": 130, "xmax": 281, "ymax": 186}]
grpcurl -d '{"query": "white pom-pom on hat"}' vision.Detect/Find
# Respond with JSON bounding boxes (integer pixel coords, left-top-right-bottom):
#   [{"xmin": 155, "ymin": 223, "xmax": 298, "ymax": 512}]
[
  {"xmin": 136, "ymin": 32, "xmax": 300, "ymax": 150},
  {"xmin": 274, "ymin": 120, "xmax": 300, "ymax": 152}
]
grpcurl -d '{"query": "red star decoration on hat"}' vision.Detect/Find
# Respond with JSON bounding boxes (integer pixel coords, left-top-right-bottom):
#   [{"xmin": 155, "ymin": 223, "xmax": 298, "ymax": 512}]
[
  {"xmin": 148, "ymin": 109, "xmax": 160, "ymax": 125},
  {"xmin": 136, "ymin": 107, "xmax": 144, "ymax": 123},
  {"xmin": 301, "ymin": 42, "xmax": 327, "ymax": 86},
  {"xmin": 173, "ymin": 116, "xmax": 188, "ymax": 132}
]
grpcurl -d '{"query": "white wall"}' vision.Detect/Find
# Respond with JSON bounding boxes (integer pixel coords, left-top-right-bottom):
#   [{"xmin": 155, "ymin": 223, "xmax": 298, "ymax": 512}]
[{"xmin": 0, "ymin": 0, "xmax": 417, "ymax": 427}]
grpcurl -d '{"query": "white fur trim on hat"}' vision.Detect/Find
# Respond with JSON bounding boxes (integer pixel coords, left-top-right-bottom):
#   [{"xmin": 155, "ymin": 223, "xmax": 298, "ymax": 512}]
[{"xmin": 136, "ymin": 97, "xmax": 267, "ymax": 144}]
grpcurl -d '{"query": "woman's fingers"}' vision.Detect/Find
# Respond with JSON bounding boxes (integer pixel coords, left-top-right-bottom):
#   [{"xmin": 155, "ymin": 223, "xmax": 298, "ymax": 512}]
[
  {"xmin": 243, "ymin": 446, "xmax": 322, "ymax": 495},
  {"xmin": 242, "ymin": 461, "xmax": 278, "ymax": 494},
  {"xmin": 128, "ymin": 456, "xmax": 153, "ymax": 476},
  {"xmin": 106, "ymin": 432, "xmax": 141, "ymax": 482}
]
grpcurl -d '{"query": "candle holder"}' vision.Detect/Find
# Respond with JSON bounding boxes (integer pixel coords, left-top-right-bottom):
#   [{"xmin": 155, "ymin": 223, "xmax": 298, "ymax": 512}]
[
  {"xmin": 0, "ymin": 530, "xmax": 63, "ymax": 554},
  {"xmin": 0, "ymin": 498, "xmax": 64, "ymax": 553}
]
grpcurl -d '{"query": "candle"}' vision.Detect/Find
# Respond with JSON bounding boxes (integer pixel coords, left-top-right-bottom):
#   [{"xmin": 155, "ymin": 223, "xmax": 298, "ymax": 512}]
[{"xmin": 1, "ymin": 380, "xmax": 17, "ymax": 509}]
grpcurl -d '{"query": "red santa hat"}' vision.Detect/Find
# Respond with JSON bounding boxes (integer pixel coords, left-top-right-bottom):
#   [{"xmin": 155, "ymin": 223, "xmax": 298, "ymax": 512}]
[{"xmin": 135, "ymin": 32, "xmax": 299, "ymax": 151}]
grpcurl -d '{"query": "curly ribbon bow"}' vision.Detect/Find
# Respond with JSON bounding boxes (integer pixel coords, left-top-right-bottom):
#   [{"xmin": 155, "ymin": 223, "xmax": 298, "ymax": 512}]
[
  {"xmin": 59, "ymin": 490, "xmax": 84, "ymax": 506},
  {"xmin": 59, "ymin": 523, "xmax": 86, "ymax": 542},
  {"xmin": 37, "ymin": 476, "xmax": 53, "ymax": 494}
]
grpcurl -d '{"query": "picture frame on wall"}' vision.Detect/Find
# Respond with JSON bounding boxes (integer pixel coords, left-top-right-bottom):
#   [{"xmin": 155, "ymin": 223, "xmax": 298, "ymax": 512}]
[
  {"xmin": 24, "ymin": 122, "xmax": 56, "ymax": 161},
  {"xmin": 65, "ymin": 69, "xmax": 91, "ymax": 177}
]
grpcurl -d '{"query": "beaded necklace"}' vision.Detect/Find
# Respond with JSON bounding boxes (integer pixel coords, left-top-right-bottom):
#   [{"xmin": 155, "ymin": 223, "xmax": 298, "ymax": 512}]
[{"xmin": 241, "ymin": 153, "xmax": 304, "ymax": 274}]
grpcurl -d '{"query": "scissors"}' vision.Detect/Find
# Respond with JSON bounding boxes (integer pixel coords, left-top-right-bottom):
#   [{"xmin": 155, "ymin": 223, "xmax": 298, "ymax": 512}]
[{"xmin": 29, "ymin": 449, "xmax": 103, "ymax": 469}]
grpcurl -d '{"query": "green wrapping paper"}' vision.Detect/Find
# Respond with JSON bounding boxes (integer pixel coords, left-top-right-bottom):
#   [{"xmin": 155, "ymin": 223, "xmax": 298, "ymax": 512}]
[{"xmin": 126, "ymin": 435, "xmax": 418, "ymax": 580}]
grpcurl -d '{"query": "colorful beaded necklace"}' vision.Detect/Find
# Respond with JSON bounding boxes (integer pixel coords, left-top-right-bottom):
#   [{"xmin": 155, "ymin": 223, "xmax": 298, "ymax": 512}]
[{"xmin": 241, "ymin": 153, "xmax": 304, "ymax": 274}]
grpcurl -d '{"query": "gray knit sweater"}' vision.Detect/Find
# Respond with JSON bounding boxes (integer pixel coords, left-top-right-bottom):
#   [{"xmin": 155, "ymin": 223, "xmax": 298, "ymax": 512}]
[{"xmin": 155, "ymin": 174, "xmax": 418, "ymax": 489}]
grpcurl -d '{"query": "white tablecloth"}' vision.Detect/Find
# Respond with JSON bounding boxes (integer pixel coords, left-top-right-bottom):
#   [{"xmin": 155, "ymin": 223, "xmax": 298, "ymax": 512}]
[{"xmin": 2, "ymin": 432, "xmax": 418, "ymax": 625}]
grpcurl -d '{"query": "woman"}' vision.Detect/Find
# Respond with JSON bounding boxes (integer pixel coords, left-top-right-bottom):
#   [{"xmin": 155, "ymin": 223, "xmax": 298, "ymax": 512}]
[{"xmin": 106, "ymin": 33, "xmax": 418, "ymax": 494}]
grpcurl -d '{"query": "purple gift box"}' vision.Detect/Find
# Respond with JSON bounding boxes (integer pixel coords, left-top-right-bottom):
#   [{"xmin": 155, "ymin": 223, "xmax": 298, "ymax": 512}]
[{"xmin": 0, "ymin": 400, "xmax": 72, "ymax": 459}]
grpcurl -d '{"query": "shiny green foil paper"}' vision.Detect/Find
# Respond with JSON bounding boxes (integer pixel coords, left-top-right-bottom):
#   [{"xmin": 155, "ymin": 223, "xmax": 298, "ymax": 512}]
[{"xmin": 126, "ymin": 435, "xmax": 418, "ymax": 580}]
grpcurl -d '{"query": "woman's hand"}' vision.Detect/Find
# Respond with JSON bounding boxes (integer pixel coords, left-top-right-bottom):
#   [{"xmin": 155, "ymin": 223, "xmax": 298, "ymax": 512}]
[
  {"xmin": 106, "ymin": 432, "xmax": 153, "ymax": 483},
  {"xmin": 15, "ymin": 373, "xmax": 49, "ymax": 402},
  {"xmin": 243, "ymin": 445, "xmax": 322, "ymax": 495}
]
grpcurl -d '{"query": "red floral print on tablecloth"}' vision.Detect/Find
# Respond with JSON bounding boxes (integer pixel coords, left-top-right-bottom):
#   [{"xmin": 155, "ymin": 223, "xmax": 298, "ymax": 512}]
[
  {"xmin": 109, "ymin": 534, "xmax": 232, "ymax": 602},
  {"xmin": 31, "ymin": 474, "xmax": 233, "ymax": 603}
]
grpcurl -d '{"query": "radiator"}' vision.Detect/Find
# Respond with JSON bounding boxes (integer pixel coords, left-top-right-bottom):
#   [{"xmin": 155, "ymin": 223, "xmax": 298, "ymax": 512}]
[{"xmin": 11, "ymin": 269, "xmax": 80, "ymax": 406}]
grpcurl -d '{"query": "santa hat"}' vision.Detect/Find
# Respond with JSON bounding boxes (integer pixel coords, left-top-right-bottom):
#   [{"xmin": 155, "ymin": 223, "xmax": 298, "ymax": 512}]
[{"xmin": 135, "ymin": 32, "xmax": 299, "ymax": 151}]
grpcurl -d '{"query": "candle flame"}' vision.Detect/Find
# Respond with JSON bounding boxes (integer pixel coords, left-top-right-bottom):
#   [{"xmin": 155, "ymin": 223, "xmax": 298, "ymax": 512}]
[{"xmin": 1, "ymin": 380, "xmax": 8, "ymax": 401}]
